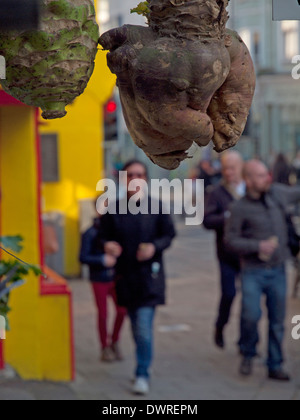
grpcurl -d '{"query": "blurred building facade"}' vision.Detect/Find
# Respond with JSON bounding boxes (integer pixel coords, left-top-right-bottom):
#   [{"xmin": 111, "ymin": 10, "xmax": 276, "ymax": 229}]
[
  {"xmin": 98, "ymin": 0, "xmax": 300, "ymax": 175},
  {"xmin": 228, "ymin": 0, "xmax": 300, "ymax": 163}
]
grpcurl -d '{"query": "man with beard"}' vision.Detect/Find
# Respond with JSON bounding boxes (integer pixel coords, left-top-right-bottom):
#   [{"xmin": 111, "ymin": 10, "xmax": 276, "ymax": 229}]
[{"xmin": 226, "ymin": 160, "xmax": 300, "ymax": 381}]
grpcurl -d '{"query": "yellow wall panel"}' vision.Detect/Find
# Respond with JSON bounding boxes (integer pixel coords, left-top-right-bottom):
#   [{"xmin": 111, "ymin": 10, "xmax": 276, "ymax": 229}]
[
  {"xmin": 0, "ymin": 106, "xmax": 42, "ymax": 378},
  {"xmin": 0, "ymin": 106, "xmax": 73, "ymax": 381},
  {"xmin": 39, "ymin": 295, "xmax": 73, "ymax": 381}
]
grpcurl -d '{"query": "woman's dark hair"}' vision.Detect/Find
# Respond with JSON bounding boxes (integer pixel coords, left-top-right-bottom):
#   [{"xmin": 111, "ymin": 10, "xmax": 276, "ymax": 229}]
[{"xmin": 121, "ymin": 160, "xmax": 149, "ymax": 178}]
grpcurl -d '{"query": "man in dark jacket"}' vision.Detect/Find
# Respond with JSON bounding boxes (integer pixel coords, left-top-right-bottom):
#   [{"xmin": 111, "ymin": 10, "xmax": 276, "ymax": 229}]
[
  {"xmin": 100, "ymin": 160, "xmax": 176, "ymax": 395},
  {"xmin": 204, "ymin": 151, "xmax": 245, "ymax": 349},
  {"xmin": 80, "ymin": 215, "xmax": 127, "ymax": 362},
  {"xmin": 226, "ymin": 159, "xmax": 300, "ymax": 381}
]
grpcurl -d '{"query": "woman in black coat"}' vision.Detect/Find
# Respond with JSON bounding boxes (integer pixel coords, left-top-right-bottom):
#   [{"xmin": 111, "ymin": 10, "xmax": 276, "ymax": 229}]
[{"xmin": 99, "ymin": 160, "xmax": 176, "ymax": 395}]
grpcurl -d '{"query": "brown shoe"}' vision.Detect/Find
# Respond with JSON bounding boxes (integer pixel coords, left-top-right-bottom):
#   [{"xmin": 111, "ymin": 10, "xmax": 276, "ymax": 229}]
[
  {"xmin": 111, "ymin": 342, "xmax": 123, "ymax": 361},
  {"xmin": 101, "ymin": 347, "xmax": 115, "ymax": 362}
]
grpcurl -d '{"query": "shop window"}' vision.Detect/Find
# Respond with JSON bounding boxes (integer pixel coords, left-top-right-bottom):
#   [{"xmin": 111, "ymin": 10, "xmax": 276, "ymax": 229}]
[{"xmin": 40, "ymin": 133, "xmax": 59, "ymax": 182}]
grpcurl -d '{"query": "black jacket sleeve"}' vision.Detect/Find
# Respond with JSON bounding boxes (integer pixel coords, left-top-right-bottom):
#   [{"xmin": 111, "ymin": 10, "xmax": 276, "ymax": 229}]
[
  {"xmin": 153, "ymin": 214, "xmax": 176, "ymax": 253},
  {"xmin": 98, "ymin": 212, "xmax": 117, "ymax": 247},
  {"xmin": 79, "ymin": 228, "xmax": 106, "ymax": 267},
  {"xmin": 225, "ymin": 202, "xmax": 260, "ymax": 256},
  {"xmin": 203, "ymin": 189, "xmax": 225, "ymax": 230},
  {"xmin": 272, "ymin": 183, "xmax": 300, "ymax": 206}
]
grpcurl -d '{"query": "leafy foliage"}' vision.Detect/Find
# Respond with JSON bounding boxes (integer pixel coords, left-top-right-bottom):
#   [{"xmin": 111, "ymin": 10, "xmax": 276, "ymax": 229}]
[
  {"xmin": 130, "ymin": 2, "xmax": 150, "ymax": 20},
  {"xmin": 0, "ymin": 236, "xmax": 42, "ymax": 331},
  {"xmin": 0, "ymin": 236, "xmax": 23, "ymax": 253}
]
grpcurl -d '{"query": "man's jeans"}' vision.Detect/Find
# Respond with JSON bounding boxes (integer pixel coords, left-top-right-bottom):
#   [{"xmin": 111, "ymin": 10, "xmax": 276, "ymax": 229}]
[
  {"xmin": 128, "ymin": 307, "xmax": 156, "ymax": 379},
  {"xmin": 216, "ymin": 261, "xmax": 239, "ymax": 330},
  {"xmin": 240, "ymin": 265, "xmax": 287, "ymax": 371}
]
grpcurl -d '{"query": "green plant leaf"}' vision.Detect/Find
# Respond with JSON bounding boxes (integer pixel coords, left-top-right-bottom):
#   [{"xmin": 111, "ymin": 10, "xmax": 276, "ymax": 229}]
[
  {"xmin": 0, "ymin": 235, "xmax": 42, "ymax": 331},
  {"xmin": 130, "ymin": 1, "xmax": 150, "ymax": 18},
  {"xmin": 0, "ymin": 261, "xmax": 42, "ymax": 279},
  {"xmin": 0, "ymin": 304, "xmax": 11, "ymax": 315},
  {"xmin": 0, "ymin": 235, "xmax": 23, "ymax": 253},
  {"xmin": 28, "ymin": 264, "xmax": 42, "ymax": 276},
  {"xmin": 0, "ymin": 261, "xmax": 26, "ymax": 278}
]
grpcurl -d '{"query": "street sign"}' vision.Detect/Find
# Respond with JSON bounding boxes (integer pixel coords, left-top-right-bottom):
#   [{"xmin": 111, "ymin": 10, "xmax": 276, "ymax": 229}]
[{"xmin": 273, "ymin": 0, "xmax": 300, "ymax": 21}]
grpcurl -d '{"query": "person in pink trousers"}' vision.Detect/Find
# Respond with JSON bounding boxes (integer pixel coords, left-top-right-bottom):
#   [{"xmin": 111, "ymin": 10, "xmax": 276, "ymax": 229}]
[{"xmin": 80, "ymin": 214, "xmax": 126, "ymax": 362}]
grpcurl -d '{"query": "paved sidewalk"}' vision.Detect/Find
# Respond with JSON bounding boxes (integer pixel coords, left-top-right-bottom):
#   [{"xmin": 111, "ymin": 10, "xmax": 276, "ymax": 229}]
[{"xmin": 0, "ymin": 222, "xmax": 299, "ymax": 400}]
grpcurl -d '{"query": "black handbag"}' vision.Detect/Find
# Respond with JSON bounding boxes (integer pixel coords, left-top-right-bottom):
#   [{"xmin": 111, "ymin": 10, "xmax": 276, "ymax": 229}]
[{"xmin": 285, "ymin": 213, "xmax": 300, "ymax": 257}]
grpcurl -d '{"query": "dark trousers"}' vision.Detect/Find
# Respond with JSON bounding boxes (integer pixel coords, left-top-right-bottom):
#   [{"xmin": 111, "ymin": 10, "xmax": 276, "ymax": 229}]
[{"xmin": 216, "ymin": 260, "xmax": 240, "ymax": 330}]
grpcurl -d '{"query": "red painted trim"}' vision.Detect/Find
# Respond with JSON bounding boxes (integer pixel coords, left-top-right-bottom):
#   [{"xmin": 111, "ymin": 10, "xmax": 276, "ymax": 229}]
[
  {"xmin": 40, "ymin": 266, "xmax": 71, "ymax": 295},
  {"xmin": 0, "ymin": 341, "xmax": 4, "ymax": 370},
  {"xmin": 34, "ymin": 109, "xmax": 45, "ymax": 274},
  {"xmin": 0, "ymin": 106, "xmax": 2, "ymax": 250},
  {"xmin": 0, "ymin": 106, "xmax": 4, "ymax": 370},
  {"xmin": 69, "ymin": 291, "xmax": 75, "ymax": 380},
  {"xmin": 0, "ymin": 91, "xmax": 25, "ymax": 106},
  {"xmin": 40, "ymin": 283, "xmax": 70, "ymax": 295}
]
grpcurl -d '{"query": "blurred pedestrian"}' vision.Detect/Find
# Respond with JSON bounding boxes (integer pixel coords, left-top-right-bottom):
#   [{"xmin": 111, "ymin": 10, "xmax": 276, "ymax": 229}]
[
  {"xmin": 99, "ymin": 160, "xmax": 176, "ymax": 395},
  {"xmin": 292, "ymin": 150, "xmax": 300, "ymax": 185},
  {"xmin": 272, "ymin": 153, "xmax": 292, "ymax": 185},
  {"xmin": 80, "ymin": 207, "xmax": 127, "ymax": 363},
  {"xmin": 197, "ymin": 159, "xmax": 215, "ymax": 194},
  {"xmin": 210, "ymin": 157, "xmax": 222, "ymax": 185},
  {"xmin": 203, "ymin": 151, "xmax": 245, "ymax": 349},
  {"xmin": 226, "ymin": 159, "xmax": 300, "ymax": 381}
]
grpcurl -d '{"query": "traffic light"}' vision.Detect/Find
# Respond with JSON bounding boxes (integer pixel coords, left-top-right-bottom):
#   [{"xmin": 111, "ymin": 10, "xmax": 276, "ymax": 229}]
[{"xmin": 104, "ymin": 97, "xmax": 118, "ymax": 141}]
